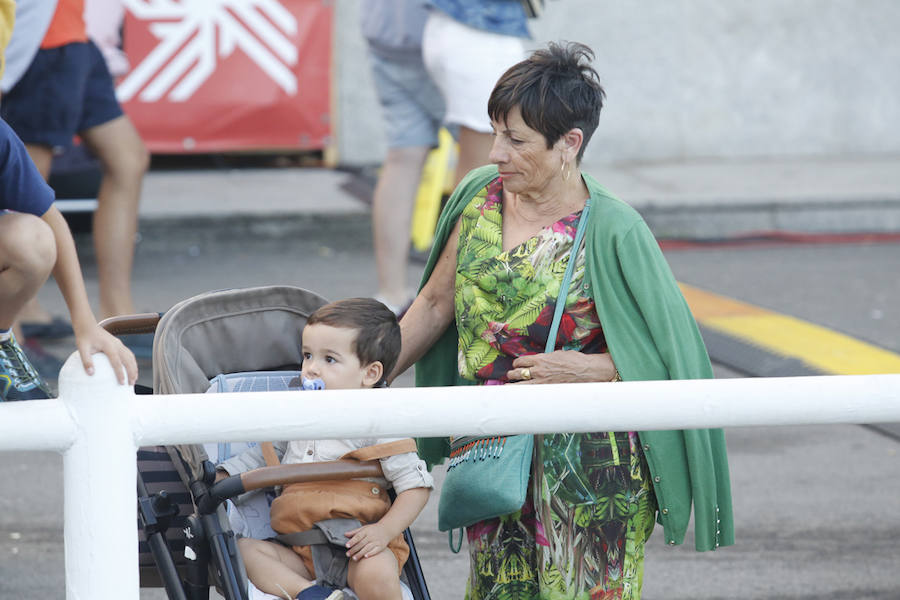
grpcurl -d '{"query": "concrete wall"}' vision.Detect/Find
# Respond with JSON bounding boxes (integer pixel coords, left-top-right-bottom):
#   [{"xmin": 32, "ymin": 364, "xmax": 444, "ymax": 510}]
[{"xmin": 334, "ymin": 0, "xmax": 900, "ymax": 166}]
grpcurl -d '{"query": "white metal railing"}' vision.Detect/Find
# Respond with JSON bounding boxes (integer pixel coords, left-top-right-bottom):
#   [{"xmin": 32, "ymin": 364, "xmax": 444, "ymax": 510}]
[{"xmin": 2, "ymin": 351, "xmax": 899, "ymax": 599}]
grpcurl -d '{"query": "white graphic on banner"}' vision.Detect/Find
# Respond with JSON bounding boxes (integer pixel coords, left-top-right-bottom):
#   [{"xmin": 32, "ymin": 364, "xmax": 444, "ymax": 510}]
[{"xmin": 117, "ymin": 0, "xmax": 298, "ymax": 102}]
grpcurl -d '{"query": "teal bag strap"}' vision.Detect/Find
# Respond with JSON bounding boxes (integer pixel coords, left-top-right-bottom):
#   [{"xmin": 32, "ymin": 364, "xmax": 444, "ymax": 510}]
[
  {"xmin": 544, "ymin": 198, "xmax": 592, "ymax": 353},
  {"xmin": 448, "ymin": 528, "xmax": 464, "ymax": 553}
]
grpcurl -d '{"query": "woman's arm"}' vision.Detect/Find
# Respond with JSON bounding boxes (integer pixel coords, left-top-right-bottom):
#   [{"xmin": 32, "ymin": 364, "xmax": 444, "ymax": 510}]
[{"xmin": 389, "ymin": 219, "xmax": 462, "ymax": 382}]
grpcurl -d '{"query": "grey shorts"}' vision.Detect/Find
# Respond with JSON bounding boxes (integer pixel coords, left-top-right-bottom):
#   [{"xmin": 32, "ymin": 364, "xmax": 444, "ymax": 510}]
[{"xmin": 367, "ymin": 49, "xmax": 445, "ymax": 149}]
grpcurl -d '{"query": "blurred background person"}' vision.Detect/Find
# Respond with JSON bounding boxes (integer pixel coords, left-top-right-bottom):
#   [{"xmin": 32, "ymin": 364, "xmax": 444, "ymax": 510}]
[
  {"xmin": 0, "ymin": 0, "xmax": 14, "ymax": 97},
  {"xmin": 362, "ymin": 0, "xmax": 445, "ymax": 316},
  {"xmin": 422, "ymin": 0, "xmax": 528, "ymax": 185},
  {"xmin": 84, "ymin": 0, "xmax": 129, "ymax": 78},
  {"xmin": 1, "ymin": 0, "xmax": 148, "ymax": 341},
  {"xmin": 1, "ymin": 0, "xmax": 56, "ymax": 104}
]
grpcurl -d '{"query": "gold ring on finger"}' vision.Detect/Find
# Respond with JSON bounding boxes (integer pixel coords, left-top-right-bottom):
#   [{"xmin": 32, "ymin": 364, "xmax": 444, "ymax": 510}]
[{"xmin": 521, "ymin": 368, "xmax": 532, "ymax": 380}]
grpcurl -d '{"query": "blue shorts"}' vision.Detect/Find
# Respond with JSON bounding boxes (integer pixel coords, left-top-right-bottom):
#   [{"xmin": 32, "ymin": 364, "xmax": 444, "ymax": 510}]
[
  {"xmin": 367, "ymin": 49, "xmax": 444, "ymax": 149},
  {"xmin": 1, "ymin": 41, "xmax": 124, "ymax": 148}
]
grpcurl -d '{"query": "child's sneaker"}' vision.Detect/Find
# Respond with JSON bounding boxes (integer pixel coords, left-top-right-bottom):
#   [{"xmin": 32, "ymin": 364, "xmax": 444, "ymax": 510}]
[
  {"xmin": 0, "ymin": 333, "xmax": 53, "ymax": 401},
  {"xmin": 295, "ymin": 584, "xmax": 344, "ymax": 600}
]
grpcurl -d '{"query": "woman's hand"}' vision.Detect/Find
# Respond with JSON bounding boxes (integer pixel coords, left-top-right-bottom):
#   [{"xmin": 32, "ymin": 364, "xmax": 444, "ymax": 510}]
[
  {"xmin": 345, "ymin": 522, "xmax": 392, "ymax": 560},
  {"xmin": 508, "ymin": 350, "xmax": 617, "ymax": 384}
]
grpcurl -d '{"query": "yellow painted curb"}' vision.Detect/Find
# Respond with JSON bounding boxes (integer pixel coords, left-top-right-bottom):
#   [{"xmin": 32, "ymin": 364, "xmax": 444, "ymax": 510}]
[{"xmin": 680, "ymin": 283, "xmax": 900, "ymax": 375}]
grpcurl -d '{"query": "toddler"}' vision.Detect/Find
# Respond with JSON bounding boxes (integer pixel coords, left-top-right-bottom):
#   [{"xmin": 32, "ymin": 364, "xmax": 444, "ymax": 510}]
[{"xmin": 218, "ymin": 298, "xmax": 432, "ymax": 600}]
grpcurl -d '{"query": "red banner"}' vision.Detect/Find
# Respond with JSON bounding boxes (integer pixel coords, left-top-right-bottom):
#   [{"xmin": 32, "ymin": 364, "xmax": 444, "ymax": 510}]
[{"xmin": 118, "ymin": 0, "xmax": 332, "ymax": 153}]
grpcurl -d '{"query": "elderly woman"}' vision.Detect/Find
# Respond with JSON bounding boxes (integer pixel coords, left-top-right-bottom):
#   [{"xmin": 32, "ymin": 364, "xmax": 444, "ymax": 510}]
[{"xmin": 392, "ymin": 42, "xmax": 733, "ymax": 600}]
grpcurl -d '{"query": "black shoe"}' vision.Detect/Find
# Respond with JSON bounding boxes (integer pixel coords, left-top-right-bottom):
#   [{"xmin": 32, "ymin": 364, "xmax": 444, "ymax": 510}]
[
  {"xmin": 20, "ymin": 317, "xmax": 74, "ymax": 339},
  {"xmin": 295, "ymin": 584, "xmax": 344, "ymax": 600},
  {"xmin": 0, "ymin": 334, "xmax": 53, "ymax": 401}
]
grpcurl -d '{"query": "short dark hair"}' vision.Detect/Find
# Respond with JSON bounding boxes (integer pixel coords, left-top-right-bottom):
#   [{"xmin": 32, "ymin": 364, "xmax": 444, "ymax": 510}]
[
  {"xmin": 306, "ymin": 298, "xmax": 400, "ymax": 385},
  {"xmin": 488, "ymin": 41, "xmax": 606, "ymax": 162}
]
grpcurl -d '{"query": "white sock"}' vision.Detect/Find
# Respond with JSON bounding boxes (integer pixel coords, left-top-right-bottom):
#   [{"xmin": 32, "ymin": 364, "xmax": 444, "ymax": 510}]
[{"xmin": 0, "ymin": 329, "xmax": 11, "ymax": 342}]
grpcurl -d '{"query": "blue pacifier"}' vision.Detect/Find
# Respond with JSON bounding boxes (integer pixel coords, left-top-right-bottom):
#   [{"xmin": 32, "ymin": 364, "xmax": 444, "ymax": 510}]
[{"xmin": 301, "ymin": 376, "xmax": 325, "ymax": 391}]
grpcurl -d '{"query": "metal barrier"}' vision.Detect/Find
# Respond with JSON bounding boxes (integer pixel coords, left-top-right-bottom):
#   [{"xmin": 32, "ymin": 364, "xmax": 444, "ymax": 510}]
[{"xmin": 2, "ymin": 351, "xmax": 899, "ymax": 599}]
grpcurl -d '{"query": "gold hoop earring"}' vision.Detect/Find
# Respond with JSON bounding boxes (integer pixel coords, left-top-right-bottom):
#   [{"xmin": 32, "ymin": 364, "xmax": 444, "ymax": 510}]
[{"xmin": 562, "ymin": 161, "xmax": 572, "ymax": 182}]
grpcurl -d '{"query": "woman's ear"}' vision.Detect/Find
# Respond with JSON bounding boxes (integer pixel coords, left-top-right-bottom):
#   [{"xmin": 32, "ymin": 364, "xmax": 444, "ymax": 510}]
[
  {"xmin": 362, "ymin": 361, "xmax": 384, "ymax": 387},
  {"xmin": 561, "ymin": 128, "xmax": 584, "ymax": 163}
]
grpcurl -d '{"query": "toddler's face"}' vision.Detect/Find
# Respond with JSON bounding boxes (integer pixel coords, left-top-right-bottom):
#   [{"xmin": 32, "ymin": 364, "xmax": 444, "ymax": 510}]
[{"xmin": 301, "ymin": 323, "xmax": 376, "ymax": 390}]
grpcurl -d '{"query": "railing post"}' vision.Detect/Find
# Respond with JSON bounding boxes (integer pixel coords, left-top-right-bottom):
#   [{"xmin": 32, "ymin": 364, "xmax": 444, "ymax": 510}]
[{"xmin": 58, "ymin": 352, "xmax": 139, "ymax": 600}]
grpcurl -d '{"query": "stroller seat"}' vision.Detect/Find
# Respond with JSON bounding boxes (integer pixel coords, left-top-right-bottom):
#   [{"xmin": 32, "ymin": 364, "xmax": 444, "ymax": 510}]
[{"xmin": 107, "ymin": 286, "xmax": 430, "ymax": 600}]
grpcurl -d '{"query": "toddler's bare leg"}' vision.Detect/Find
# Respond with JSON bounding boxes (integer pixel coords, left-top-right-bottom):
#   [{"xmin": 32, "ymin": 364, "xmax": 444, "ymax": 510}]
[
  {"xmin": 237, "ymin": 538, "xmax": 314, "ymax": 598},
  {"xmin": 347, "ymin": 550, "xmax": 402, "ymax": 600}
]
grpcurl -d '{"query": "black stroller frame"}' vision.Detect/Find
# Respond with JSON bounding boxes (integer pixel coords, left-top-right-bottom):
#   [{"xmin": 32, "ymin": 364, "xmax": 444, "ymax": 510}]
[
  {"xmin": 137, "ymin": 458, "xmax": 245, "ymax": 600},
  {"xmin": 104, "ymin": 286, "xmax": 432, "ymax": 600}
]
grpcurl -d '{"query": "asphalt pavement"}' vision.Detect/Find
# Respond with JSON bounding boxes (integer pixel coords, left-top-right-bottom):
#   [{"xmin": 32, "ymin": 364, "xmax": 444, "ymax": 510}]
[{"xmin": 3, "ymin": 155, "xmax": 900, "ymax": 599}]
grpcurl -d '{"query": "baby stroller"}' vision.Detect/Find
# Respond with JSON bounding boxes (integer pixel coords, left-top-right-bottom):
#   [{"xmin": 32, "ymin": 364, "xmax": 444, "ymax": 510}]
[{"xmin": 102, "ymin": 286, "xmax": 431, "ymax": 600}]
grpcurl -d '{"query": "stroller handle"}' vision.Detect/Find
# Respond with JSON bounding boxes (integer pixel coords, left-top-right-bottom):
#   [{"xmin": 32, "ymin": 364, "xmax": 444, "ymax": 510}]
[
  {"xmin": 100, "ymin": 313, "xmax": 163, "ymax": 335},
  {"xmin": 199, "ymin": 459, "xmax": 385, "ymax": 514},
  {"xmin": 242, "ymin": 459, "xmax": 385, "ymax": 492}
]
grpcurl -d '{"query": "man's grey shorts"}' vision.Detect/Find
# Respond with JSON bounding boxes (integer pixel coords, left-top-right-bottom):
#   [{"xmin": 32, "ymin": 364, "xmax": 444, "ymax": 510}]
[{"xmin": 367, "ymin": 49, "xmax": 445, "ymax": 149}]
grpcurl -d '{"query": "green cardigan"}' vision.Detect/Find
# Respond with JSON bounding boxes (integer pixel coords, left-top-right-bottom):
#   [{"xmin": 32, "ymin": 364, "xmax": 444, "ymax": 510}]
[{"xmin": 415, "ymin": 165, "xmax": 734, "ymax": 552}]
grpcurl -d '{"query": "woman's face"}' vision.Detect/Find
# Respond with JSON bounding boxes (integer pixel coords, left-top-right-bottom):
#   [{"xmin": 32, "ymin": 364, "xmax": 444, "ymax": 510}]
[{"xmin": 489, "ymin": 106, "xmax": 563, "ymax": 196}]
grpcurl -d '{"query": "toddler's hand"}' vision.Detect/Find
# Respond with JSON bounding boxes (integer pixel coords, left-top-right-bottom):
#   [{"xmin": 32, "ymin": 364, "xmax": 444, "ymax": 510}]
[{"xmin": 345, "ymin": 522, "xmax": 391, "ymax": 560}]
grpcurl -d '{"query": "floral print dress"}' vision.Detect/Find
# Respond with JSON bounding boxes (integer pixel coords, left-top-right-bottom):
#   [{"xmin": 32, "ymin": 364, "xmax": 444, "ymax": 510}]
[{"xmin": 454, "ymin": 178, "xmax": 657, "ymax": 600}]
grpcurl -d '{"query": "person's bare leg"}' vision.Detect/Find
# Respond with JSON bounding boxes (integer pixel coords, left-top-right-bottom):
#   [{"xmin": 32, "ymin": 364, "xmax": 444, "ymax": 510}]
[
  {"xmin": 453, "ymin": 125, "xmax": 494, "ymax": 186},
  {"xmin": 79, "ymin": 115, "xmax": 149, "ymax": 319},
  {"xmin": 0, "ymin": 213, "xmax": 57, "ymax": 331},
  {"xmin": 372, "ymin": 146, "xmax": 430, "ymax": 310},
  {"xmin": 23, "ymin": 144, "xmax": 53, "ymax": 180},
  {"xmin": 347, "ymin": 549, "xmax": 402, "ymax": 600},
  {"xmin": 237, "ymin": 538, "xmax": 315, "ymax": 598},
  {"xmin": 15, "ymin": 145, "xmax": 58, "ymax": 330}
]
